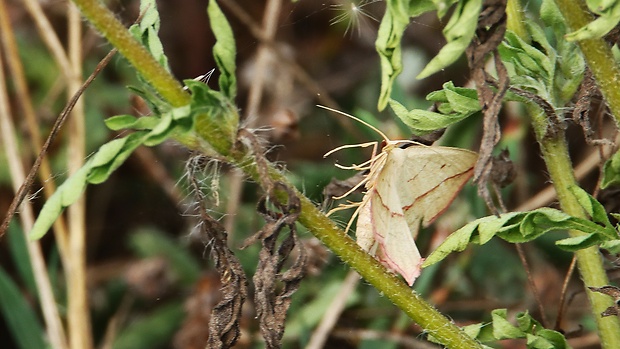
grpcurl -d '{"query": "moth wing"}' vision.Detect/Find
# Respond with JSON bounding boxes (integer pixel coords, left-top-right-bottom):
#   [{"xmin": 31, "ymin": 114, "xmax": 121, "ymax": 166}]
[
  {"xmin": 355, "ymin": 198, "xmax": 376, "ymax": 252},
  {"xmin": 366, "ymin": 154, "xmax": 423, "ymax": 285},
  {"xmin": 395, "ymin": 147, "xmax": 477, "ymax": 228}
]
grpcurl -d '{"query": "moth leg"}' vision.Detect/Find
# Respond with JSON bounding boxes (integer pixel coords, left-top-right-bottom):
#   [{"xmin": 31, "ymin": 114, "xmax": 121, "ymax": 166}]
[
  {"xmin": 326, "ymin": 201, "xmax": 362, "ymax": 217},
  {"xmin": 323, "ymin": 141, "xmax": 378, "ymax": 158}
]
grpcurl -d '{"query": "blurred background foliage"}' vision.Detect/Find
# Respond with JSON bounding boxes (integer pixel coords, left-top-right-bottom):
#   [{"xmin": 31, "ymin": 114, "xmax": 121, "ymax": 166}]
[{"xmin": 0, "ymin": 0, "xmax": 613, "ymax": 348}]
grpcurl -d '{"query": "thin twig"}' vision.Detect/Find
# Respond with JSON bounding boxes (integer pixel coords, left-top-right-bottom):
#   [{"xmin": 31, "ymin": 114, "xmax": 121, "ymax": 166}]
[
  {"xmin": 515, "ymin": 244, "xmax": 549, "ymax": 328},
  {"xmin": 0, "ymin": 48, "xmax": 117, "ymax": 239},
  {"xmin": 555, "ymin": 255, "xmax": 578, "ymax": 331}
]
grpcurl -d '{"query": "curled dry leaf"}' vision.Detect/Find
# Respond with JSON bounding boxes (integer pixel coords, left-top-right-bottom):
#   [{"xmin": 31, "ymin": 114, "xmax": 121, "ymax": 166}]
[
  {"xmin": 466, "ymin": 0, "xmax": 508, "ymax": 213},
  {"xmin": 187, "ymin": 159, "xmax": 248, "ymax": 349},
  {"xmin": 242, "ymin": 182, "xmax": 307, "ymax": 349},
  {"xmin": 322, "ymin": 106, "xmax": 477, "ymax": 285}
]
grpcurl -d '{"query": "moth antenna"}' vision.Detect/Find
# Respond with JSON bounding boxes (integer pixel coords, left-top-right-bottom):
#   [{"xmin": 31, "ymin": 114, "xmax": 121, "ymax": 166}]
[{"xmin": 318, "ymin": 105, "xmax": 390, "ymax": 142}]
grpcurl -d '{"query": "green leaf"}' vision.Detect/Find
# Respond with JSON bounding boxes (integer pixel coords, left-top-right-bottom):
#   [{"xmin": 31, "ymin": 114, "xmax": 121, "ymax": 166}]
[
  {"xmin": 492, "ymin": 309, "xmax": 524, "ymax": 339},
  {"xmin": 30, "ymin": 131, "xmax": 150, "ymax": 239},
  {"xmin": 456, "ymin": 309, "xmax": 569, "ymax": 348},
  {"xmin": 388, "ymin": 98, "xmax": 474, "ymax": 135},
  {"xmin": 565, "ymin": 0, "xmax": 620, "ymax": 41},
  {"xmin": 555, "ymin": 233, "xmax": 602, "ymax": 251},
  {"xmin": 88, "ymin": 132, "xmax": 149, "ymax": 184},
  {"xmin": 208, "ymin": 0, "xmax": 237, "ymax": 99},
  {"xmin": 600, "ymin": 239, "xmax": 620, "ymax": 253},
  {"xmin": 188, "ymin": 79, "xmax": 239, "ymax": 155},
  {"xmin": 540, "ymin": 0, "xmax": 566, "ymax": 32},
  {"xmin": 568, "ymin": 185, "xmax": 614, "ymax": 231},
  {"xmin": 104, "ymin": 115, "xmax": 160, "ymax": 131},
  {"xmin": 417, "ymin": 0, "xmax": 482, "ymax": 79},
  {"xmin": 423, "ymin": 207, "xmax": 615, "ymax": 267},
  {"xmin": 0, "ymin": 268, "xmax": 47, "ymax": 349},
  {"xmin": 130, "ymin": 0, "xmax": 169, "ymax": 69},
  {"xmin": 30, "ymin": 164, "xmax": 90, "ymax": 239},
  {"xmin": 375, "ymin": 4, "xmax": 408, "ymax": 110},
  {"xmin": 602, "ymin": 149, "xmax": 620, "ymax": 189}
]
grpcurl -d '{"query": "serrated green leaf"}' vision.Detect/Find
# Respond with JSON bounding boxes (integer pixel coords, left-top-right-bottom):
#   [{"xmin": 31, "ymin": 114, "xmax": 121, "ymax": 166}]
[
  {"xmin": 457, "ymin": 309, "xmax": 569, "ymax": 348},
  {"xmin": 536, "ymin": 329, "xmax": 569, "ymax": 349},
  {"xmin": 602, "ymin": 149, "xmax": 620, "ymax": 188},
  {"xmin": 555, "ymin": 233, "xmax": 602, "ymax": 251},
  {"xmin": 88, "ymin": 131, "xmax": 147, "ymax": 184},
  {"xmin": 516, "ymin": 311, "xmax": 539, "ymax": 331},
  {"xmin": 208, "ymin": 0, "xmax": 237, "ymax": 99},
  {"xmin": 375, "ymin": 5, "xmax": 407, "ymax": 110},
  {"xmin": 443, "ymin": 85, "xmax": 481, "ymax": 114},
  {"xmin": 417, "ymin": 0, "xmax": 482, "ymax": 79},
  {"xmin": 565, "ymin": 0, "xmax": 620, "ymax": 41},
  {"xmin": 410, "ymin": 0, "xmax": 437, "ymax": 17},
  {"xmin": 462, "ymin": 322, "xmax": 496, "ymax": 343},
  {"xmin": 540, "ymin": 0, "xmax": 566, "ymax": 32},
  {"xmin": 131, "ymin": 0, "xmax": 169, "ymax": 69},
  {"xmin": 600, "ymin": 239, "xmax": 620, "ymax": 253},
  {"xmin": 492, "ymin": 309, "xmax": 524, "ymax": 339},
  {"xmin": 526, "ymin": 334, "xmax": 555, "ymax": 349},
  {"xmin": 388, "ymin": 98, "xmax": 473, "ymax": 134},
  {"xmin": 90, "ymin": 137, "xmax": 129, "ymax": 168},
  {"xmin": 105, "ymin": 115, "xmax": 160, "ymax": 131},
  {"xmin": 29, "ymin": 164, "xmax": 90, "ymax": 240},
  {"xmin": 0, "ymin": 268, "xmax": 47, "ymax": 349},
  {"xmin": 423, "ymin": 207, "xmax": 615, "ymax": 267},
  {"xmin": 569, "ymin": 185, "xmax": 614, "ymax": 230},
  {"xmin": 30, "ymin": 131, "xmax": 152, "ymax": 239}
]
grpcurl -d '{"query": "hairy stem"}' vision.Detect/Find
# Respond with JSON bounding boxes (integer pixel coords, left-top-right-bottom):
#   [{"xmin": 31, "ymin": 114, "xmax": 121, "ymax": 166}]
[
  {"xmin": 530, "ymin": 106, "xmax": 620, "ymax": 348},
  {"xmin": 224, "ymin": 149, "xmax": 482, "ymax": 349},
  {"xmin": 70, "ymin": 0, "xmax": 189, "ymax": 108},
  {"xmin": 70, "ymin": 0, "xmax": 482, "ymax": 347},
  {"xmin": 553, "ymin": 0, "xmax": 620, "ymax": 124},
  {"xmin": 508, "ymin": 0, "xmax": 620, "ymax": 345}
]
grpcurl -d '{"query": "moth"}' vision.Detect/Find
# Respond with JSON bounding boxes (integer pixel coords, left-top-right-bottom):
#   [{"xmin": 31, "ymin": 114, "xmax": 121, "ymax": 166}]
[{"xmin": 322, "ymin": 106, "xmax": 477, "ymax": 286}]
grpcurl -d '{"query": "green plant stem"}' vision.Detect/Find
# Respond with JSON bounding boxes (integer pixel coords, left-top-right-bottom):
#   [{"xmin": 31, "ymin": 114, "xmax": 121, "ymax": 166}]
[
  {"xmin": 530, "ymin": 106, "xmax": 620, "ymax": 348},
  {"xmin": 224, "ymin": 151, "xmax": 482, "ymax": 349},
  {"xmin": 553, "ymin": 0, "xmax": 620, "ymax": 124},
  {"xmin": 70, "ymin": 0, "xmax": 190, "ymax": 108},
  {"xmin": 70, "ymin": 0, "xmax": 483, "ymax": 347}
]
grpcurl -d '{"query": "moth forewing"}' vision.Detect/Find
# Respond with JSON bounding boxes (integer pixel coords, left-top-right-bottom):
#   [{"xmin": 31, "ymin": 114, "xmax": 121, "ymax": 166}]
[
  {"xmin": 395, "ymin": 146, "xmax": 478, "ymax": 228},
  {"xmin": 365, "ymin": 169, "xmax": 423, "ymax": 285}
]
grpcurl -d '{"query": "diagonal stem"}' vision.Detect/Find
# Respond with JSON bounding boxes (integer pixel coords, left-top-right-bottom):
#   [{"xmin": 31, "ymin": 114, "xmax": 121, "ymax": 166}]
[{"xmin": 69, "ymin": 0, "xmax": 482, "ymax": 347}]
